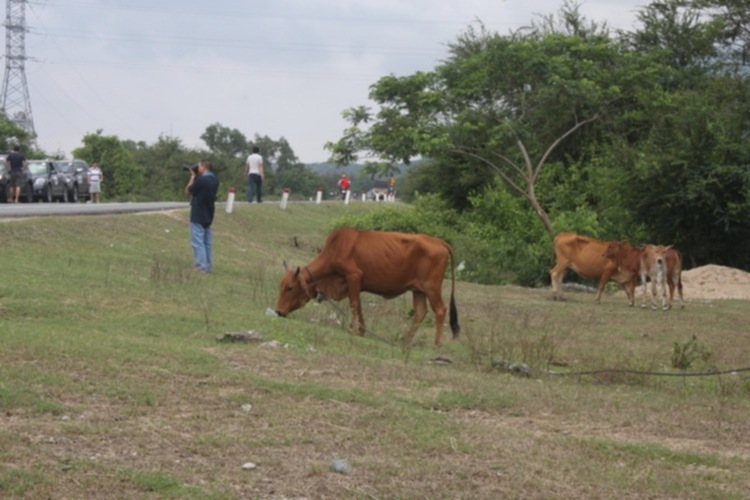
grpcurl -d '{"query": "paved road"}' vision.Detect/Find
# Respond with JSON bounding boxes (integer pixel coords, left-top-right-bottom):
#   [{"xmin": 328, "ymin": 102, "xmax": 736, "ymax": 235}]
[{"xmin": 0, "ymin": 201, "xmax": 190, "ymax": 219}]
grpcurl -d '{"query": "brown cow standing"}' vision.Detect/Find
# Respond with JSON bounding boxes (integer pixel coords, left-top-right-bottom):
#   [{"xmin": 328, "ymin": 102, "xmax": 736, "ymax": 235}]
[
  {"xmin": 550, "ymin": 233, "xmax": 640, "ymax": 305},
  {"xmin": 275, "ymin": 228, "xmax": 460, "ymax": 347},
  {"xmin": 641, "ymin": 244, "xmax": 684, "ymax": 310}
]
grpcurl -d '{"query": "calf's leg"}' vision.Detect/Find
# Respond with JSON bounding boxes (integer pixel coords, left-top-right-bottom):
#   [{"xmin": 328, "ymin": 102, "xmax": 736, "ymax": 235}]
[{"xmin": 650, "ymin": 279, "xmax": 659, "ymax": 310}]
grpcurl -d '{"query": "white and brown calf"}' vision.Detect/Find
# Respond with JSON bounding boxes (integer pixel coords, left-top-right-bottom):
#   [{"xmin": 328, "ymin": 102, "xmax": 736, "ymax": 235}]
[{"xmin": 640, "ymin": 244, "xmax": 684, "ymax": 310}]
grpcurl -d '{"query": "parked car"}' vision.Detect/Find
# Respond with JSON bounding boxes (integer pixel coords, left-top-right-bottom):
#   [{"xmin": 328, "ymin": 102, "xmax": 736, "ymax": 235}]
[
  {"xmin": 52, "ymin": 159, "xmax": 90, "ymax": 202},
  {"xmin": 0, "ymin": 154, "xmax": 34, "ymax": 203},
  {"xmin": 72, "ymin": 159, "xmax": 91, "ymax": 200},
  {"xmin": 27, "ymin": 159, "xmax": 78, "ymax": 202}
]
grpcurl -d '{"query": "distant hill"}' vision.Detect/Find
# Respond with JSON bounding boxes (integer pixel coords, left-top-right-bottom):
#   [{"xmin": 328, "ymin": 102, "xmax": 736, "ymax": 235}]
[
  {"xmin": 304, "ymin": 162, "xmax": 364, "ymax": 176},
  {"xmin": 304, "ymin": 161, "xmax": 418, "ymax": 179}
]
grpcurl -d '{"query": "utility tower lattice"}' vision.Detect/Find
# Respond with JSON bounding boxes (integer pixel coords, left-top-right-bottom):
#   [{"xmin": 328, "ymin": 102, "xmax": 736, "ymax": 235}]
[{"xmin": 1, "ymin": 0, "xmax": 35, "ymax": 140}]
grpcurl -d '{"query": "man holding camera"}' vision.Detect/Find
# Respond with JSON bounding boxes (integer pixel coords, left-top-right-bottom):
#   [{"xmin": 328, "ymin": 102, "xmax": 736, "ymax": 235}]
[{"xmin": 185, "ymin": 159, "xmax": 219, "ymax": 273}]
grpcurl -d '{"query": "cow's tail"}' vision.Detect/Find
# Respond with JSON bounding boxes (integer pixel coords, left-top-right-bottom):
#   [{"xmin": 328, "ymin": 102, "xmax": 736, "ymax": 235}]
[{"xmin": 448, "ymin": 246, "xmax": 460, "ymax": 339}]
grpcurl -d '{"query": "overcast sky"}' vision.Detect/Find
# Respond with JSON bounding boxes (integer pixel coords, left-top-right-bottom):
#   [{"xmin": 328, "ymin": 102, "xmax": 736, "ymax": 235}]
[{"xmin": 18, "ymin": 0, "xmax": 646, "ymax": 163}]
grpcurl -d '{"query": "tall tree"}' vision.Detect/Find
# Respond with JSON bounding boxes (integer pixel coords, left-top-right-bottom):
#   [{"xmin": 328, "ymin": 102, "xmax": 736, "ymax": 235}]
[
  {"xmin": 73, "ymin": 131, "xmax": 144, "ymax": 200},
  {"xmin": 327, "ymin": 8, "xmax": 621, "ymax": 235},
  {"xmin": 0, "ymin": 116, "xmax": 29, "ymax": 152},
  {"xmin": 624, "ymin": 0, "xmax": 719, "ymax": 90},
  {"xmin": 272, "ymin": 137, "xmax": 323, "ymax": 196},
  {"xmin": 200, "ymin": 123, "xmax": 248, "ymax": 158},
  {"xmin": 690, "ymin": 0, "xmax": 750, "ymax": 67},
  {"xmin": 614, "ymin": 0, "xmax": 750, "ymax": 266},
  {"xmin": 128, "ymin": 135, "xmax": 197, "ymax": 200}
]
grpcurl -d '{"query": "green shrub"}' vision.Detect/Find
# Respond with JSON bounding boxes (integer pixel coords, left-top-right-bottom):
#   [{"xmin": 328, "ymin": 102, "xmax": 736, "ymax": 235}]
[
  {"xmin": 334, "ymin": 193, "xmax": 462, "ymax": 245},
  {"xmin": 459, "ymin": 185, "xmax": 551, "ymax": 286}
]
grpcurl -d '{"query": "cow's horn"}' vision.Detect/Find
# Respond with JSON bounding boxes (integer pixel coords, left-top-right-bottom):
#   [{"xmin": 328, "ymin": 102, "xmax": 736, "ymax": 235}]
[{"xmin": 283, "ymin": 260, "xmax": 288, "ymax": 270}]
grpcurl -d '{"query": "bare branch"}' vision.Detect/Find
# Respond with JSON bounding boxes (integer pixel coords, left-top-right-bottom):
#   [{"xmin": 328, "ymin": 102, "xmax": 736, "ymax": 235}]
[
  {"xmin": 453, "ymin": 147, "xmax": 530, "ymax": 201},
  {"xmin": 534, "ymin": 114, "xmax": 599, "ymax": 180}
]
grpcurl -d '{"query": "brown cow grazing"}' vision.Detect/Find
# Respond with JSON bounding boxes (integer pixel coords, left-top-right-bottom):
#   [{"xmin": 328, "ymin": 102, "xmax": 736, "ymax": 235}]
[
  {"xmin": 640, "ymin": 244, "xmax": 684, "ymax": 310},
  {"xmin": 275, "ymin": 228, "xmax": 460, "ymax": 347},
  {"xmin": 550, "ymin": 233, "xmax": 640, "ymax": 305}
]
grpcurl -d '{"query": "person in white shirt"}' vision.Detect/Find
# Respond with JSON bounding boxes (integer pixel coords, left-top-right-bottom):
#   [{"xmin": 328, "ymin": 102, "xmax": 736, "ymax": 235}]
[
  {"xmin": 244, "ymin": 146, "xmax": 264, "ymax": 203},
  {"xmin": 88, "ymin": 162, "xmax": 103, "ymax": 203}
]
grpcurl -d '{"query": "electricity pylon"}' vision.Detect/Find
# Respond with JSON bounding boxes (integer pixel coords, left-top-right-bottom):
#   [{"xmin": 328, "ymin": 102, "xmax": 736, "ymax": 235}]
[{"xmin": 1, "ymin": 0, "xmax": 36, "ymax": 142}]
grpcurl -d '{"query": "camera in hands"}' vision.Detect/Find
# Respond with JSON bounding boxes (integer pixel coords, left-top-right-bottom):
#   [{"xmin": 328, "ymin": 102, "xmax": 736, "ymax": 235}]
[{"xmin": 183, "ymin": 163, "xmax": 199, "ymax": 174}]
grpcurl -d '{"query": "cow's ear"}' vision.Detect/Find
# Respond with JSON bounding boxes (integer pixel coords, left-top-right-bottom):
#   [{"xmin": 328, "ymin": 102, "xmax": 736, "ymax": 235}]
[{"xmin": 294, "ymin": 266, "xmax": 300, "ymax": 278}]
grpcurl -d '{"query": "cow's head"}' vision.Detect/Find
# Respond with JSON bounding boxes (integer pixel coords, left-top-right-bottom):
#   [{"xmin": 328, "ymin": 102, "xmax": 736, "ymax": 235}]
[
  {"xmin": 649, "ymin": 244, "xmax": 671, "ymax": 269},
  {"xmin": 275, "ymin": 267, "xmax": 317, "ymax": 317},
  {"xmin": 603, "ymin": 240, "xmax": 626, "ymax": 260}
]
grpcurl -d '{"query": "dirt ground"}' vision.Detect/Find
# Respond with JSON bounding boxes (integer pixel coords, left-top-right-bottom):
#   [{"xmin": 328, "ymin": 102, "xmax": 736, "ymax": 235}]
[{"xmin": 681, "ymin": 264, "xmax": 750, "ymax": 300}]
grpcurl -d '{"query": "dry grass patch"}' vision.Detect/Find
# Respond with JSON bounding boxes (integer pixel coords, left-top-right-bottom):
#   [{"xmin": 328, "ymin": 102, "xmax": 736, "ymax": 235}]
[{"xmin": 2, "ymin": 204, "xmax": 750, "ymax": 498}]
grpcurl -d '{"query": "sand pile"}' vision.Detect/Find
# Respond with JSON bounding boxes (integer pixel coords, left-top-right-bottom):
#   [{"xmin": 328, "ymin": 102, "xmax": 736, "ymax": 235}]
[{"xmin": 681, "ymin": 264, "xmax": 750, "ymax": 300}]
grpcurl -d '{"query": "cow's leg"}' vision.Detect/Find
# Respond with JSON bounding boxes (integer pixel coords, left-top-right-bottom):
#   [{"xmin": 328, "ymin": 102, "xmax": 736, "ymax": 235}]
[
  {"xmin": 640, "ymin": 271, "xmax": 649, "ymax": 309},
  {"xmin": 648, "ymin": 277, "xmax": 658, "ymax": 310},
  {"xmin": 425, "ymin": 290, "xmax": 448, "ymax": 347},
  {"xmin": 595, "ymin": 272, "xmax": 612, "ymax": 303},
  {"xmin": 664, "ymin": 274, "xmax": 674, "ymax": 311},
  {"xmin": 347, "ymin": 302, "xmax": 366, "ymax": 335},
  {"xmin": 667, "ymin": 275, "xmax": 675, "ymax": 303},
  {"xmin": 624, "ymin": 279, "xmax": 636, "ymax": 307},
  {"xmin": 404, "ymin": 291, "xmax": 429, "ymax": 346},
  {"xmin": 658, "ymin": 269, "xmax": 669, "ymax": 311},
  {"xmin": 350, "ymin": 299, "xmax": 366, "ymax": 336},
  {"xmin": 344, "ymin": 270, "xmax": 366, "ymax": 335},
  {"xmin": 550, "ymin": 260, "xmax": 567, "ymax": 300}
]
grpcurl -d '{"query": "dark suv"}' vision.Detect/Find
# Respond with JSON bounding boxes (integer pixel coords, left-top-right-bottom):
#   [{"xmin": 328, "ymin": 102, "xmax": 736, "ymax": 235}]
[
  {"xmin": 28, "ymin": 159, "xmax": 79, "ymax": 202},
  {"xmin": 52, "ymin": 159, "xmax": 90, "ymax": 202},
  {"xmin": 72, "ymin": 159, "xmax": 91, "ymax": 201}
]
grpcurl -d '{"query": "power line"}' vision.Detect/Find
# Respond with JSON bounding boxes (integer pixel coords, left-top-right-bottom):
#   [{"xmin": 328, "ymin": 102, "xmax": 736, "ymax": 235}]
[
  {"xmin": 32, "ymin": 27, "xmax": 444, "ymax": 58},
  {"xmin": 36, "ymin": 1, "xmax": 484, "ymax": 28}
]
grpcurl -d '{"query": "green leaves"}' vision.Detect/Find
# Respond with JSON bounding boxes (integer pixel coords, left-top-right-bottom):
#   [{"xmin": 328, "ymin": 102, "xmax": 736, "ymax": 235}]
[
  {"xmin": 325, "ymin": 1, "xmax": 750, "ymax": 270},
  {"xmin": 74, "ymin": 131, "xmax": 144, "ymax": 200}
]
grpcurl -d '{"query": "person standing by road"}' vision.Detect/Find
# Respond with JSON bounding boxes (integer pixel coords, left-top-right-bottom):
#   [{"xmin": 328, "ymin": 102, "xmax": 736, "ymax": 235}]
[
  {"xmin": 4, "ymin": 145, "xmax": 27, "ymax": 203},
  {"xmin": 186, "ymin": 160, "xmax": 219, "ymax": 273},
  {"xmin": 88, "ymin": 162, "xmax": 103, "ymax": 203},
  {"xmin": 337, "ymin": 174, "xmax": 351, "ymax": 199},
  {"xmin": 244, "ymin": 146, "xmax": 264, "ymax": 203}
]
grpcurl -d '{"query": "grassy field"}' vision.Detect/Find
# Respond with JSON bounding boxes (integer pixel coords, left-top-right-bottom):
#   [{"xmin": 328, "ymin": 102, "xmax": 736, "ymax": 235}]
[{"xmin": 1, "ymin": 201, "xmax": 749, "ymax": 499}]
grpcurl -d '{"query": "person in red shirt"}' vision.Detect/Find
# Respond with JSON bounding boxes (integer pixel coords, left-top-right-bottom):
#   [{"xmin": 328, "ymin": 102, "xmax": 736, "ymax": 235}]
[{"xmin": 337, "ymin": 174, "xmax": 351, "ymax": 199}]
